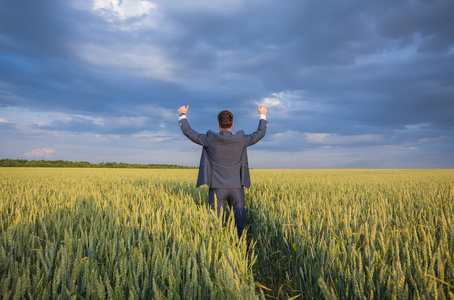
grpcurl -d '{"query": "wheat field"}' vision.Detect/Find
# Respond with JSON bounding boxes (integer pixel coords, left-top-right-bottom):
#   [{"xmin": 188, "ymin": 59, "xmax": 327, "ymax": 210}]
[{"xmin": 0, "ymin": 168, "xmax": 453, "ymax": 299}]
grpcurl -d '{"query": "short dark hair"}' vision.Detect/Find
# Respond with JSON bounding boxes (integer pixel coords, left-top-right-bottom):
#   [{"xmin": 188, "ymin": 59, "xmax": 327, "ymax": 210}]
[{"xmin": 218, "ymin": 110, "xmax": 233, "ymax": 129}]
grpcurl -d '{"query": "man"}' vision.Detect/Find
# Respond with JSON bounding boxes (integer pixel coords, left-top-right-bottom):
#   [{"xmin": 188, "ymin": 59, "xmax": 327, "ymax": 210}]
[{"xmin": 178, "ymin": 105, "xmax": 268, "ymax": 238}]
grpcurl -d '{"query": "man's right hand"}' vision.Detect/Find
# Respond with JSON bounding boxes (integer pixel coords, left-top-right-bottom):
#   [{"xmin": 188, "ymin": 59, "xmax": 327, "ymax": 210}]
[
  {"xmin": 257, "ymin": 105, "xmax": 267, "ymax": 115},
  {"xmin": 178, "ymin": 105, "xmax": 189, "ymax": 114}
]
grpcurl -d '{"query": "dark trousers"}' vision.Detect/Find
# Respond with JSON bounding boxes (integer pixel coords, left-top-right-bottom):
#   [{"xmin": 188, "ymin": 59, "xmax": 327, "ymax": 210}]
[{"xmin": 209, "ymin": 188, "xmax": 247, "ymax": 239}]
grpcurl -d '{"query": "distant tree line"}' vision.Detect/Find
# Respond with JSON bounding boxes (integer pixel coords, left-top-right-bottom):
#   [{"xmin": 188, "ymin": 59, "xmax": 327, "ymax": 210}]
[{"xmin": 0, "ymin": 159, "xmax": 196, "ymax": 169}]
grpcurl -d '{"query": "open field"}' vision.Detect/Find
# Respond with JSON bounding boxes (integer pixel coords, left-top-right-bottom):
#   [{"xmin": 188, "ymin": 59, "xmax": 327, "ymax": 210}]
[{"xmin": 1, "ymin": 168, "xmax": 453, "ymax": 299}]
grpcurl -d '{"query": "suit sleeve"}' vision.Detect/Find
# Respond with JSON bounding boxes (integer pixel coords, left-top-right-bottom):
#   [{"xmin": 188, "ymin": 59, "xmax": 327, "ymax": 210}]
[
  {"xmin": 245, "ymin": 119, "xmax": 267, "ymax": 147},
  {"xmin": 179, "ymin": 118, "xmax": 209, "ymax": 146}
]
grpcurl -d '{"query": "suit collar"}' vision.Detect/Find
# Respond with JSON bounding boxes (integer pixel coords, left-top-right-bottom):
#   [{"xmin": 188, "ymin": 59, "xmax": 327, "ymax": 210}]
[{"xmin": 219, "ymin": 130, "xmax": 233, "ymax": 136}]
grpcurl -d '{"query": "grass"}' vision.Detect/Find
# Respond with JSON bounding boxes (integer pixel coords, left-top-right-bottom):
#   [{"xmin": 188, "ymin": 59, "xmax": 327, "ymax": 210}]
[{"xmin": 1, "ymin": 168, "xmax": 453, "ymax": 299}]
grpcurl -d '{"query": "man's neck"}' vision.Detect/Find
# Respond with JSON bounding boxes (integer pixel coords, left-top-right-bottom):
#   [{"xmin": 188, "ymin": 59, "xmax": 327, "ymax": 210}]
[{"xmin": 219, "ymin": 127, "xmax": 232, "ymax": 132}]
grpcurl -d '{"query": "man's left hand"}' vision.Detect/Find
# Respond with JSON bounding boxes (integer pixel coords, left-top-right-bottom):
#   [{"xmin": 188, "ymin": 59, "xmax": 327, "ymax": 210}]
[{"xmin": 257, "ymin": 105, "xmax": 267, "ymax": 115}]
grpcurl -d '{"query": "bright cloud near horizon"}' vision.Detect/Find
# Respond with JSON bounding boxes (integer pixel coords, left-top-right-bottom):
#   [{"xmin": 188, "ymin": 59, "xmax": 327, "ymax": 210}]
[{"xmin": 1, "ymin": 0, "xmax": 453, "ymax": 168}]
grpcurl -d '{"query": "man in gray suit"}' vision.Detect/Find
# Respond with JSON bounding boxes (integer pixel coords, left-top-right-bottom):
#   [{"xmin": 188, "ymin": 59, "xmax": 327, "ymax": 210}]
[{"xmin": 178, "ymin": 105, "xmax": 268, "ymax": 238}]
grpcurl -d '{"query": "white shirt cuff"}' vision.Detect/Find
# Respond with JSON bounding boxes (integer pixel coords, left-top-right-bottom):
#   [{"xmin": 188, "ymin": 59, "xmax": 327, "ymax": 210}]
[
  {"xmin": 178, "ymin": 114, "xmax": 187, "ymax": 121},
  {"xmin": 260, "ymin": 114, "xmax": 266, "ymax": 120}
]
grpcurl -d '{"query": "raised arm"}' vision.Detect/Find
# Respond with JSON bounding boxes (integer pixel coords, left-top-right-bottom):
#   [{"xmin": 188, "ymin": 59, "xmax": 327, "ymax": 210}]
[
  {"xmin": 178, "ymin": 105, "xmax": 208, "ymax": 146},
  {"xmin": 245, "ymin": 105, "xmax": 268, "ymax": 146}
]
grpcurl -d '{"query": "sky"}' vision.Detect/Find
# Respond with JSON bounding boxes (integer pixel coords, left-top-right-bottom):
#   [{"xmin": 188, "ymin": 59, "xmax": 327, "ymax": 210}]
[{"xmin": 1, "ymin": 0, "xmax": 453, "ymax": 169}]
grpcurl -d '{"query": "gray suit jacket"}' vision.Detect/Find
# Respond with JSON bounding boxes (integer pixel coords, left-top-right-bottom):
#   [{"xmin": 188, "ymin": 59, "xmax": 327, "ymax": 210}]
[{"xmin": 179, "ymin": 118, "xmax": 267, "ymax": 188}]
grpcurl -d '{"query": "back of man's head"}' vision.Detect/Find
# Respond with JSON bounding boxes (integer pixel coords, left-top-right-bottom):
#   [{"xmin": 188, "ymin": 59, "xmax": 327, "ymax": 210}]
[{"xmin": 218, "ymin": 110, "xmax": 234, "ymax": 129}]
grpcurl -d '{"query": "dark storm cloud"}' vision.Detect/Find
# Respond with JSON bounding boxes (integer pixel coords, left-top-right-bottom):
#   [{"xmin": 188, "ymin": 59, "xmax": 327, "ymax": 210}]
[
  {"xmin": 375, "ymin": 0, "xmax": 454, "ymax": 54},
  {"xmin": 292, "ymin": 52, "xmax": 454, "ymax": 134},
  {"xmin": 0, "ymin": 0, "xmax": 82, "ymax": 58},
  {"xmin": 148, "ymin": 0, "xmax": 454, "ymax": 138},
  {"xmin": 1, "ymin": 0, "xmax": 453, "ymax": 167},
  {"xmin": 157, "ymin": 0, "xmax": 453, "ymax": 74},
  {"xmin": 0, "ymin": 0, "xmax": 187, "ymax": 116}
]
